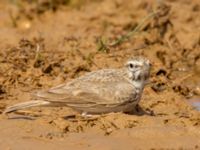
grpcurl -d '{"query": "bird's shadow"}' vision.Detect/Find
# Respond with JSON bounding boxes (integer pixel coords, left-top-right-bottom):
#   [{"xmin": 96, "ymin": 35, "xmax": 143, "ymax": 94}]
[{"xmin": 127, "ymin": 104, "xmax": 154, "ymax": 116}]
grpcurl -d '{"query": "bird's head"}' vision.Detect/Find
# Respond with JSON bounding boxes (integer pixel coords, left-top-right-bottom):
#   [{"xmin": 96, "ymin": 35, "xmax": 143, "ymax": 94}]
[{"xmin": 125, "ymin": 56, "xmax": 151, "ymax": 88}]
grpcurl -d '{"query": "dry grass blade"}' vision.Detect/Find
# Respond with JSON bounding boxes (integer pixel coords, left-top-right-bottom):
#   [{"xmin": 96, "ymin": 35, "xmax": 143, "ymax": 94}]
[{"xmin": 109, "ymin": 11, "xmax": 158, "ymax": 47}]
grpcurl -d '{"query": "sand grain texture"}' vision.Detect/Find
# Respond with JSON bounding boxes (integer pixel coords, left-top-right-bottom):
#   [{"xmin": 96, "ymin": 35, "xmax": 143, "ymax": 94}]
[{"xmin": 0, "ymin": 0, "xmax": 200, "ymax": 149}]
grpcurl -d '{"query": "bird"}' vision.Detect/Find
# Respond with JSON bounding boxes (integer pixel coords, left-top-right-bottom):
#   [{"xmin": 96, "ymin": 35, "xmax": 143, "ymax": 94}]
[{"xmin": 3, "ymin": 56, "xmax": 151, "ymax": 116}]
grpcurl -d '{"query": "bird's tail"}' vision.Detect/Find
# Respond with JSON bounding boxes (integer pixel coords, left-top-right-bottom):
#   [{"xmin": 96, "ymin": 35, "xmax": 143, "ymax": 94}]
[{"xmin": 3, "ymin": 100, "xmax": 50, "ymax": 114}]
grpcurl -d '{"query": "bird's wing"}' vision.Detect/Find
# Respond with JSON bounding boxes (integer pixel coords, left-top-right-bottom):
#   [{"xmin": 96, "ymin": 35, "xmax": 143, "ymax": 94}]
[
  {"xmin": 35, "ymin": 83, "xmax": 107, "ymax": 105},
  {"xmin": 33, "ymin": 69, "xmax": 138, "ymax": 107},
  {"xmin": 34, "ymin": 80, "xmax": 137, "ymax": 106}
]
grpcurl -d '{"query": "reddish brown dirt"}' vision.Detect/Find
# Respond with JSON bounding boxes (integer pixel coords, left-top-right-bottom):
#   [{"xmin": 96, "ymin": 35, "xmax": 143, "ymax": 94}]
[{"xmin": 0, "ymin": 0, "xmax": 200, "ymax": 149}]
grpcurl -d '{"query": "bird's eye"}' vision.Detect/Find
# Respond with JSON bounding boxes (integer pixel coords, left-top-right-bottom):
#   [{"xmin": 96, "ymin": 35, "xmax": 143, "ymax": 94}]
[{"xmin": 129, "ymin": 63, "xmax": 134, "ymax": 68}]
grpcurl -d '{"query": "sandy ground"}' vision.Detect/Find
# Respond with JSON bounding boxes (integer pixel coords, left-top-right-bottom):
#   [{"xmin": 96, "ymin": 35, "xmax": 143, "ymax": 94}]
[{"xmin": 0, "ymin": 0, "xmax": 200, "ymax": 149}]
